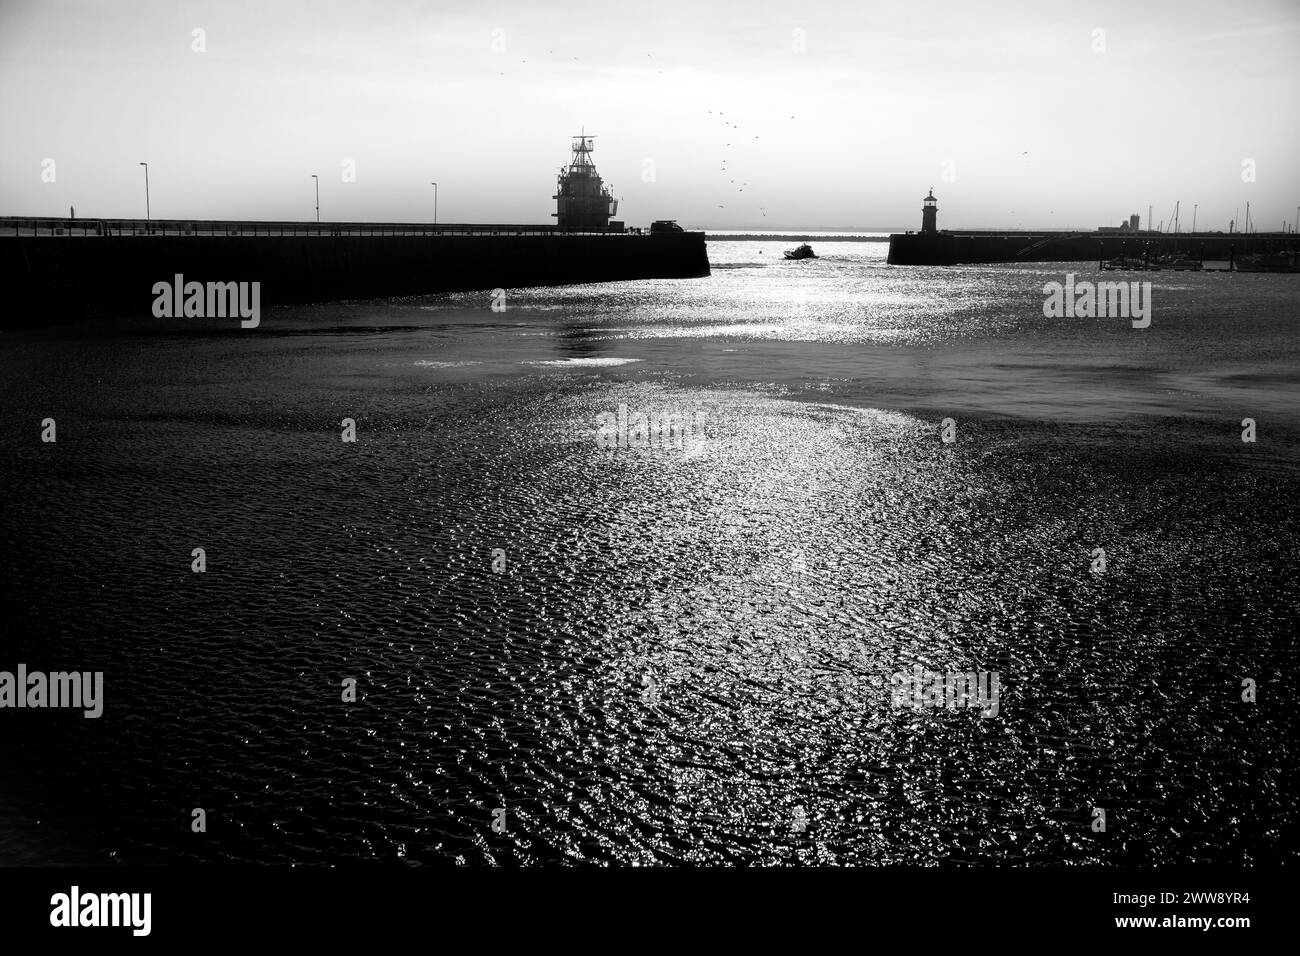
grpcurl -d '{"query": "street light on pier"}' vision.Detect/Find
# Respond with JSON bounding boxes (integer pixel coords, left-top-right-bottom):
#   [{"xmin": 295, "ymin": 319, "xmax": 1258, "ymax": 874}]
[
  {"xmin": 431, "ymin": 182, "xmax": 438, "ymax": 226},
  {"xmin": 311, "ymin": 174, "xmax": 319, "ymax": 223},
  {"xmin": 138, "ymin": 162, "xmax": 150, "ymax": 225}
]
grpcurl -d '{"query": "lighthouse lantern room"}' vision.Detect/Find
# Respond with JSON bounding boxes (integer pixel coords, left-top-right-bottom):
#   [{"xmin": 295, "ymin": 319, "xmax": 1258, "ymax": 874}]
[{"xmin": 921, "ymin": 188, "xmax": 938, "ymax": 234}]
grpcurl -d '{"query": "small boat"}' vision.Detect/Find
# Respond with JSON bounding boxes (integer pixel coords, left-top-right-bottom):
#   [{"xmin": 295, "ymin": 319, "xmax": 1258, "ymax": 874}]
[
  {"xmin": 1103, "ymin": 256, "xmax": 1154, "ymax": 271},
  {"xmin": 784, "ymin": 243, "xmax": 816, "ymax": 260}
]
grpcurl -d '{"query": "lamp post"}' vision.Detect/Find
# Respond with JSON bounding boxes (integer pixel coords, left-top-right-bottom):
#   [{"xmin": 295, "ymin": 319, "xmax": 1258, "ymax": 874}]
[
  {"xmin": 311, "ymin": 174, "xmax": 319, "ymax": 223},
  {"xmin": 431, "ymin": 182, "xmax": 438, "ymax": 227},
  {"xmin": 139, "ymin": 162, "xmax": 150, "ymax": 225}
]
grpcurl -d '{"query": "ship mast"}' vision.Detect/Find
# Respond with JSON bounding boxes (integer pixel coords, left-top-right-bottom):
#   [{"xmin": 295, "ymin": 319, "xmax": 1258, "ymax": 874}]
[{"xmin": 569, "ymin": 128, "xmax": 597, "ymax": 172}]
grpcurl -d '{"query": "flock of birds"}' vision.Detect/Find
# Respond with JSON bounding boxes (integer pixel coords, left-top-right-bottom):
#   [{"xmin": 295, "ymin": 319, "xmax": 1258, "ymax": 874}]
[
  {"xmin": 706, "ymin": 107, "xmax": 799, "ymax": 218},
  {"xmin": 489, "ymin": 47, "xmax": 814, "ymax": 224},
  {"xmin": 491, "ymin": 47, "xmax": 1049, "ymax": 228}
]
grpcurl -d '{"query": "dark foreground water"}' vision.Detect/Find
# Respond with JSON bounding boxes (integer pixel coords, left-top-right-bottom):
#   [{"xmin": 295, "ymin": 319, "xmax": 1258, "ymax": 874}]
[{"xmin": 2, "ymin": 240, "xmax": 1297, "ymax": 864}]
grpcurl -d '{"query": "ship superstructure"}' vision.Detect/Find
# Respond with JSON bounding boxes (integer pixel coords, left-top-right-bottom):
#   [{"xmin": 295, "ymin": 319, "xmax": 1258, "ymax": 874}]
[{"xmin": 552, "ymin": 132, "xmax": 617, "ymax": 230}]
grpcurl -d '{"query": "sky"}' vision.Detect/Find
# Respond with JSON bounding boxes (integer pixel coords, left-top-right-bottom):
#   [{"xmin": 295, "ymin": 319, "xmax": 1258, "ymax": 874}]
[{"xmin": 2, "ymin": 0, "xmax": 1298, "ymax": 231}]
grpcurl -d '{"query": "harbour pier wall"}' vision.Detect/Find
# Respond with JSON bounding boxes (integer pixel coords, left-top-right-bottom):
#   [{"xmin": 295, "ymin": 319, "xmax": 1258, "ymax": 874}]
[
  {"xmin": 0, "ymin": 218, "xmax": 710, "ymax": 327},
  {"xmin": 887, "ymin": 230, "xmax": 1296, "ymax": 266}
]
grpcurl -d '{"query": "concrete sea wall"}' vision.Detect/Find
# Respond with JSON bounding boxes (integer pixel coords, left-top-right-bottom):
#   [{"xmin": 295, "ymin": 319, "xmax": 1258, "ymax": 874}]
[
  {"xmin": 887, "ymin": 231, "xmax": 1296, "ymax": 266},
  {"xmin": 0, "ymin": 226, "xmax": 710, "ymax": 327}
]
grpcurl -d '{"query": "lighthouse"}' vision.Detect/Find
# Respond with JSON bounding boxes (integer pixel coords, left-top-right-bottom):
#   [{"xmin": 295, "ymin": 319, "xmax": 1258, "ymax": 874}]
[
  {"xmin": 552, "ymin": 132, "xmax": 617, "ymax": 230},
  {"xmin": 921, "ymin": 188, "xmax": 938, "ymax": 234}
]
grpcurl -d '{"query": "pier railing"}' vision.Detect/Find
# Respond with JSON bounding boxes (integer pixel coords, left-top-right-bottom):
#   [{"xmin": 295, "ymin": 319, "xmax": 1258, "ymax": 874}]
[{"xmin": 1, "ymin": 217, "xmax": 646, "ymax": 238}]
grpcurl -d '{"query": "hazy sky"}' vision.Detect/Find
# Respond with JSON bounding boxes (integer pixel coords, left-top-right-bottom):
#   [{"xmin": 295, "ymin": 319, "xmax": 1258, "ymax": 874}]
[{"xmin": 2, "ymin": 0, "xmax": 1297, "ymax": 230}]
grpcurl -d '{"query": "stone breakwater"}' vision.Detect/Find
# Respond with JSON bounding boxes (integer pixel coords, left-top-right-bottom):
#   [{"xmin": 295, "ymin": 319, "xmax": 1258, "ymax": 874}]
[
  {"xmin": 0, "ymin": 218, "xmax": 710, "ymax": 326},
  {"xmin": 887, "ymin": 230, "xmax": 1296, "ymax": 265}
]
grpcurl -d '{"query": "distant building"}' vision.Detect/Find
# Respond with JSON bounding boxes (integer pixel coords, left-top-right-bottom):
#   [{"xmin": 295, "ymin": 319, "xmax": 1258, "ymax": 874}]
[
  {"xmin": 552, "ymin": 133, "xmax": 617, "ymax": 230},
  {"xmin": 921, "ymin": 188, "xmax": 937, "ymax": 234},
  {"xmin": 1099, "ymin": 213, "xmax": 1142, "ymax": 233}
]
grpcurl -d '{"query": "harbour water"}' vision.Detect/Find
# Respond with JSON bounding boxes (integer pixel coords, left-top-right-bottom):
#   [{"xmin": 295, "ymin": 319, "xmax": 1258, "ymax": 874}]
[{"xmin": 1, "ymin": 236, "xmax": 1297, "ymax": 864}]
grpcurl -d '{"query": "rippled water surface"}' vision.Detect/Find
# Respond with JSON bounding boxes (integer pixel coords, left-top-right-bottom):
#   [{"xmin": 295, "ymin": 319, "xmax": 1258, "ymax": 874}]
[{"xmin": 2, "ymin": 239, "xmax": 1297, "ymax": 864}]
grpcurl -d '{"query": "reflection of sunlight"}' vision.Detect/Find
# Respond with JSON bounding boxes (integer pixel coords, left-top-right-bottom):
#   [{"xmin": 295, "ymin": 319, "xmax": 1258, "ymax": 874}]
[
  {"xmin": 592, "ymin": 394, "xmax": 953, "ymax": 815},
  {"xmin": 525, "ymin": 357, "xmax": 642, "ymax": 367},
  {"xmin": 615, "ymin": 322, "xmax": 919, "ymax": 344},
  {"xmin": 641, "ymin": 323, "xmax": 786, "ymax": 338},
  {"xmin": 807, "ymin": 403, "xmax": 920, "ymax": 429},
  {"xmin": 485, "ymin": 240, "xmax": 1051, "ymax": 348}
]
